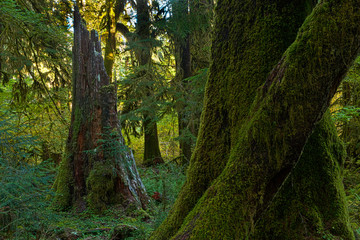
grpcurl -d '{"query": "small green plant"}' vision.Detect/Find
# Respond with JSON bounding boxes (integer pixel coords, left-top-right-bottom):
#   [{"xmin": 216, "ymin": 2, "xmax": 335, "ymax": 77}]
[
  {"xmin": 332, "ymin": 105, "xmax": 360, "ymax": 123},
  {"xmin": 139, "ymin": 163, "xmax": 186, "ymax": 230}
]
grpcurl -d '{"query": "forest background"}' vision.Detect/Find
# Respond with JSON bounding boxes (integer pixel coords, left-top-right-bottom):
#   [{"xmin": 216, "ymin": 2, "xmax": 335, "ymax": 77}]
[{"xmin": 1, "ymin": 0, "xmax": 360, "ymax": 239}]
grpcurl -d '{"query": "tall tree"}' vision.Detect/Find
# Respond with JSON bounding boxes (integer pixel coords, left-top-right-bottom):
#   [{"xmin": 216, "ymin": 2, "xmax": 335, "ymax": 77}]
[
  {"xmin": 136, "ymin": 0, "xmax": 164, "ymax": 166},
  {"xmin": 103, "ymin": 0, "xmax": 127, "ymax": 80},
  {"xmin": 172, "ymin": 0, "xmax": 213, "ymax": 164},
  {"xmin": 98, "ymin": 0, "xmax": 165, "ymax": 166},
  {"xmin": 172, "ymin": 0, "xmax": 192, "ymax": 163},
  {"xmin": 151, "ymin": 0, "xmax": 359, "ymax": 239},
  {"xmin": 52, "ymin": 8, "xmax": 148, "ymax": 212}
]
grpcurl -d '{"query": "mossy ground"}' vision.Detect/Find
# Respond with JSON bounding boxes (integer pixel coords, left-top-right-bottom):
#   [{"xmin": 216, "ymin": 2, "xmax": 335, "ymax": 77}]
[{"xmin": 0, "ymin": 163, "xmax": 186, "ymax": 240}]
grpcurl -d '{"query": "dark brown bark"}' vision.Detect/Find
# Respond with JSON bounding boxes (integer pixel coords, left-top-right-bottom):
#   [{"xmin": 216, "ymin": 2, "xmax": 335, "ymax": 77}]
[
  {"xmin": 174, "ymin": 0, "xmax": 192, "ymax": 164},
  {"xmin": 52, "ymin": 8, "xmax": 148, "ymax": 212},
  {"xmin": 136, "ymin": 0, "xmax": 163, "ymax": 166},
  {"xmin": 143, "ymin": 115, "xmax": 163, "ymax": 166}
]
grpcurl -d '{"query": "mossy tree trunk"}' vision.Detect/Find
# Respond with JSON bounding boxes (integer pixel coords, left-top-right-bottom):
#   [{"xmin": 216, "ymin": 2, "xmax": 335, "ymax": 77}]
[
  {"xmin": 103, "ymin": 0, "xmax": 121, "ymax": 80},
  {"xmin": 136, "ymin": 0, "xmax": 164, "ymax": 166},
  {"xmin": 52, "ymin": 8, "xmax": 148, "ymax": 212},
  {"xmin": 151, "ymin": 0, "xmax": 360, "ymax": 239}
]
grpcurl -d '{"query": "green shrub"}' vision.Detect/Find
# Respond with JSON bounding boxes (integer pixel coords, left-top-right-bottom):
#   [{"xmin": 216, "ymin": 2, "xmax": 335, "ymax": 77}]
[{"xmin": 0, "ymin": 112, "xmax": 56, "ymax": 239}]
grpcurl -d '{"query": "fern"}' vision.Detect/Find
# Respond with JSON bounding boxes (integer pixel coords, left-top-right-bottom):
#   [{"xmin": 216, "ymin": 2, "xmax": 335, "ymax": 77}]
[{"xmin": 0, "ymin": 111, "xmax": 56, "ymax": 239}]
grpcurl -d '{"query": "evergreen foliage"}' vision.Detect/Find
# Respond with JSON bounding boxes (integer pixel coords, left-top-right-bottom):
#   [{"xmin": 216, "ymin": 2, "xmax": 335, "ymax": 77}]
[
  {"xmin": 1, "ymin": 0, "xmax": 360, "ymax": 239},
  {"xmin": 0, "ymin": 0, "xmax": 71, "ymax": 95},
  {"xmin": 0, "ymin": 112, "xmax": 56, "ymax": 239}
]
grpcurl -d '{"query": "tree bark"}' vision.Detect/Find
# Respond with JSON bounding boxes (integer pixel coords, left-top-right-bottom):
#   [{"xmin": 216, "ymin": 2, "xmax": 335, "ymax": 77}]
[
  {"xmin": 151, "ymin": 0, "xmax": 310, "ymax": 238},
  {"xmin": 152, "ymin": 0, "xmax": 360, "ymax": 239},
  {"xmin": 103, "ymin": 0, "xmax": 117, "ymax": 80},
  {"xmin": 52, "ymin": 8, "xmax": 148, "ymax": 212},
  {"xmin": 103, "ymin": 0, "xmax": 126, "ymax": 80},
  {"xmin": 136, "ymin": 0, "xmax": 164, "ymax": 166},
  {"xmin": 173, "ymin": 0, "xmax": 193, "ymax": 164},
  {"xmin": 173, "ymin": 0, "xmax": 213, "ymax": 164}
]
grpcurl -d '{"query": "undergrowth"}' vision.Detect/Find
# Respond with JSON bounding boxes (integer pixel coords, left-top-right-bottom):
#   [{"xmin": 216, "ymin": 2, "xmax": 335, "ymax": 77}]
[
  {"xmin": 1, "ymin": 105, "xmax": 359, "ymax": 239},
  {"xmin": 344, "ymin": 162, "xmax": 360, "ymax": 238},
  {"xmin": 43, "ymin": 163, "xmax": 186, "ymax": 240}
]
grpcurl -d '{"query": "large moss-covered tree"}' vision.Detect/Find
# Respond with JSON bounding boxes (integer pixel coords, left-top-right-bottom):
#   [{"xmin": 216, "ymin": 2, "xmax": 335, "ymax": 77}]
[
  {"xmin": 52, "ymin": 8, "xmax": 148, "ymax": 212},
  {"xmin": 151, "ymin": 0, "xmax": 360, "ymax": 239}
]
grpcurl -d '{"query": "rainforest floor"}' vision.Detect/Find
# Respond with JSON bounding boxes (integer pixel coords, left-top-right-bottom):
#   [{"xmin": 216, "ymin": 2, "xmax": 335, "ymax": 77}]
[{"xmin": 0, "ymin": 163, "xmax": 186, "ymax": 240}]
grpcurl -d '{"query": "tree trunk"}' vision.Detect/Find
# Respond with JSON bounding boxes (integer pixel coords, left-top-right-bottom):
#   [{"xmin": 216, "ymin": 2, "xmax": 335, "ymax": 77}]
[
  {"xmin": 151, "ymin": 0, "xmax": 360, "ymax": 239},
  {"xmin": 173, "ymin": 0, "xmax": 213, "ymax": 164},
  {"xmin": 103, "ymin": 0, "xmax": 117, "ymax": 80},
  {"xmin": 143, "ymin": 115, "xmax": 163, "ymax": 166},
  {"xmin": 52, "ymin": 8, "xmax": 148, "ymax": 212},
  {"xmin": 136, "ymin": 0, "xmax": 163, "ymax": 166},
  {"xmin": 190, "ymin": 0, "xmax": 213, "ymax": 75},
  {"xmin": 173, "ymin": 0, "xmax": 193, "ymax": 164},
  {"xmin": 103, "ymin": 0, "xmax": 125, "ymax": 80},
  {"xmin": 176, "ymin": 33, "xmax": 192, "ymax": 164}
]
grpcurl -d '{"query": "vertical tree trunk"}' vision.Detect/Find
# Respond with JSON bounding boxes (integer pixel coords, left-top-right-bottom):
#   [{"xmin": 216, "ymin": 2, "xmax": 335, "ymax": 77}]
[
  {"xmin": 173, "ymin": 0, "xmax": 192, "ymax": 164},
  {"xmin": 189, "ymin": 0, "xmax": 213, "ymax": 75},
  {"xmin": 152, "ymin": 1, "xmax": 310, "ymax": 238},
  {"xmin": 174, "ymin": 0, "xmax": 213, "ymax": 164},
  {"xmin": 103, "ymin": 0, "xmax": 125, "ymax": 80},
  {"xmin": 52, "ymin": 8, "xmax": 148, "ymax": 212},
  {"xmin": 103, "ymin": 0, "xmax": 117, "ymax": 80},
  {"xmin": 136, "ymin": 0, "xmax": 163, "ymax": 166},
  {"xmin": 177, "ymin": 34, "xmax": 192, "ymax": 164},
  {"xmin": 151, "ymin": 0, "xmax": 359, "ymax": 239}
]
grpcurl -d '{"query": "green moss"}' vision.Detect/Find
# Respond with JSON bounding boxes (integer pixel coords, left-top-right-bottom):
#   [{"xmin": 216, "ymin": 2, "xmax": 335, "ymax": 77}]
[
  {"xmin": 155, "ymin": 0, "xmax": 360, "ymax": 238},
  {"xmin": 52, "ymin": 154, "xmax": 74, "ymax": 211},
  {"xmin": 86, "ymin": 161, "xmax": 117, "ymax": 212},
  {"xmin": 253, "ymin": 112, "xmax": 354, "ymax": 240},
  {"xmin": 52, "ymin": 106, "xmax": 83, "ymax": 211},
  {"xmin": 151, "ymin": 1, "xmax": 312, "ymax": 239},
  {"xmin": 100, "ymin": 83, "xmax": 115, "ymax": 94}
]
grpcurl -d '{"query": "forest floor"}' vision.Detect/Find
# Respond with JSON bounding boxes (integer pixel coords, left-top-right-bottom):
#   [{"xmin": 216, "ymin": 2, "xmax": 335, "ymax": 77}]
[
  {"xmin": 0, "ymin": 163, "xmax": 186, "ymax": 240},
  {"xmin": 0, "ymin": 158, "xmax": 359, "ymax": 239}
]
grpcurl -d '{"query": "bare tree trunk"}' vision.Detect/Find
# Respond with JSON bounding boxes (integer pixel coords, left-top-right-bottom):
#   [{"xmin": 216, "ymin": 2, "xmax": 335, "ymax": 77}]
[
  {"xmin": 52, "ymin": 8, "xmax": 148, "ymax": 212},
  {"xmin": 174, "ymin": 0, "xmax": 213, "ymax": 164},
  {"xmin": 136, "ymin": 0, "xmax": 164, "ymax": 166},
  {"xmin": 173, "ymin": 0, "xmax": 192, "ymax": 164}
]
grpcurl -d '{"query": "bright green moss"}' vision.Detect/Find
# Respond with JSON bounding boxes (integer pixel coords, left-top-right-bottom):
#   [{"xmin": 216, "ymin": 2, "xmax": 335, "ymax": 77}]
[{"xmin": 52, "ymin": 154, "xmax": 74, "ymax": 211}]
